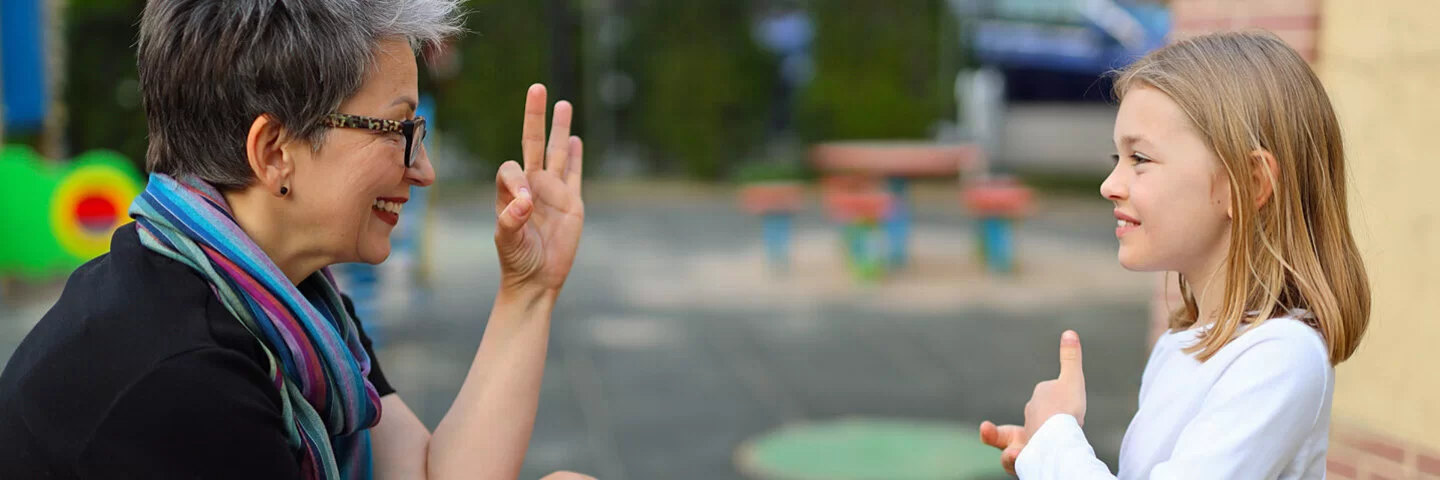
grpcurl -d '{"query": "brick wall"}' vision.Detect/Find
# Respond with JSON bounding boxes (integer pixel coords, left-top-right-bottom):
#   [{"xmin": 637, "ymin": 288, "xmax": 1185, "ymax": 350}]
[
  {"xmin": 1168, "ymin": 0, "xmax": 1321, "ymax": 61},
  {"xmin": 1328, "ymin": 425, "xmax": 1440, "ymax": 479}
]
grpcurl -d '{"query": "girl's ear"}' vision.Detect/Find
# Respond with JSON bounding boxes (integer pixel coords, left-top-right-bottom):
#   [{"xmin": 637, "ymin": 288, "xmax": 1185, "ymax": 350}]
[{"xmin": 1250, "ymin": 149, "xmax": 1279, "ymax": 211}]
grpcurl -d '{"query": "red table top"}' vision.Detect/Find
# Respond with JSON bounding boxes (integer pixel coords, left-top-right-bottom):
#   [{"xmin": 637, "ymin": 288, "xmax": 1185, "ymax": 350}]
[{"xmin": 809, "ymin": 141, "xmax": 984, "ymax": 177}]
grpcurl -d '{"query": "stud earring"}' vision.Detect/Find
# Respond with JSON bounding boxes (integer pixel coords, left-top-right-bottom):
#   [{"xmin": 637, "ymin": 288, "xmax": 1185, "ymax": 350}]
[{"xmin": 280, "ymin": 185, "xmax": 290, "ymax": 196}]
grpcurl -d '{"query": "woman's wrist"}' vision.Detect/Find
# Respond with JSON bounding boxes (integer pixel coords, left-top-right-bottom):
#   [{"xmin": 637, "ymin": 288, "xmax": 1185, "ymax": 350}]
[{"xmin": 496, "ymin": 283, "xmax": 559, "ymax": 313}]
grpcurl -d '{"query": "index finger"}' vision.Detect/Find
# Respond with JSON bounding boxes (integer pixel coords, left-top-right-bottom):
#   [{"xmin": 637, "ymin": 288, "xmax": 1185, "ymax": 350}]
[
  {"xmin": 980, "ymin": 421, "xmax": 1014, "ymax": 449},
  {"xmin": 522, "ymin": 84, "xmax": 548, "ymax": 172}
]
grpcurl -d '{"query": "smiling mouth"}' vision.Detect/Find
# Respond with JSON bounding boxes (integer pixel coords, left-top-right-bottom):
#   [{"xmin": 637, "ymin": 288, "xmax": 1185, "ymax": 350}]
[
  {"xmin": 373, "ymin": 199, "xmax": 403, "ymax": 215},
  {"xmin": 372, "ymin": 198, "xmax": 404, "ymax": 227},
  {"xmin": 1115, "ymin": 218, "xmax": 1141, "ymax": 238}
]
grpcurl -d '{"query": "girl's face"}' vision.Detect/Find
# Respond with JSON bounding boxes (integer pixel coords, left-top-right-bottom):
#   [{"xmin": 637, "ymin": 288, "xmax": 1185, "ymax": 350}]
[{"xmin": 1102, "ymin": 85, "xmax": 1232, "ymax": 279}]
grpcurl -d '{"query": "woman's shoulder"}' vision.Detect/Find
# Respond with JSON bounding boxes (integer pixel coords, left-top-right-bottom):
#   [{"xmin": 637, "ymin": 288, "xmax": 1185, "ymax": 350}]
[
  {"xmin": 58, "ymin": 223, "xmax": 263, "ymax": 327},
  {"xmin": 0, "ymin": 223, "xmax": 280, "ymax": 440},
  {"xmin": 24, "ymin": 223, "xmax": 263, "ymax": 356},
  {"xmin": 61, "ymin": 222, "xmax": 214, "ymax": 311},
  {"xmin": 0, "ymin": 228, "xmax": 288, "ymax": 473},
  {"xmin": 0, "ymin": 344, "xmax": 294, "ymax": 476}
]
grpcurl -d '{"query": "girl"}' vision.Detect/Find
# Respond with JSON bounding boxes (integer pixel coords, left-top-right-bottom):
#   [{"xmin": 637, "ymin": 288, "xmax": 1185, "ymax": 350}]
[{"xmin": 980, "ymin": 30, "xmax": 1370, "ymax": 479}]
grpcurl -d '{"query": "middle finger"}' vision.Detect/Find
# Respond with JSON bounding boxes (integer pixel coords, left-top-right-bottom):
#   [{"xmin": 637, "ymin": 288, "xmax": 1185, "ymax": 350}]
[{"xmin": 546, "ymin": 101, "xmax": 573, "ymax": 174}]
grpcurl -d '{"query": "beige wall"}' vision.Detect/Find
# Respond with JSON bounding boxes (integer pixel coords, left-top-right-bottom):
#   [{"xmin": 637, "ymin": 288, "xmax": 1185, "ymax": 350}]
[{"xmin": 1318, "ymin": 0, "xmax": 1440, "ymax": 453}]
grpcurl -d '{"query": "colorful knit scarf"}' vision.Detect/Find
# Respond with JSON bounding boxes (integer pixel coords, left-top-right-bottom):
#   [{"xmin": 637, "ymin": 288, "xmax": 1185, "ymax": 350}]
[{"xmin": 129, "ymin": 173, "xmax": 381, "ymax": 480}]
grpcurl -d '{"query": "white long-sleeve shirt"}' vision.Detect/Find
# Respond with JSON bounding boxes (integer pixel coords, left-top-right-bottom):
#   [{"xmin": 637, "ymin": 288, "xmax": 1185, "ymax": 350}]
[{"xmin": 1016, "ymin": 315, "xmax": 1334, "ymax": 479}]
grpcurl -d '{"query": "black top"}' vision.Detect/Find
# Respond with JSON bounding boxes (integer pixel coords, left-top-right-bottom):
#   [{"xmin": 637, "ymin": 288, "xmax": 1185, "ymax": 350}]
[{"xmin": 0, "ymin": 223, "xmax": 395, "ymax": 479}]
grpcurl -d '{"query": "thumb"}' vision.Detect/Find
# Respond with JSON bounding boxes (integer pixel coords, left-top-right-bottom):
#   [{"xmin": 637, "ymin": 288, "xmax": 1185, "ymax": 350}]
[
  {"xmin": 494, "ymin": 193, "xmax": 532, "ymax": 249},
  {"xmin": 1058, "ymin": 330, "xmax": 1084, "ymax": 383},
  {"xmin": 1002, "ymin": 443, "xmax": 1024, "ymax": 474}
]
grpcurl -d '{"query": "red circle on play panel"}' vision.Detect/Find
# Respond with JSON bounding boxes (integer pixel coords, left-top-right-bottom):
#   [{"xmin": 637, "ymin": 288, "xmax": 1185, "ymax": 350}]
[{"xmin": 75, "ymin": 194, "xmax": 118, "ymax": 232}]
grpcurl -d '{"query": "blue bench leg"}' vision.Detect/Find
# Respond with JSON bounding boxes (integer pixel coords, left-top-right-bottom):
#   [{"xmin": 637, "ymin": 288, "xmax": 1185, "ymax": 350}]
[
  {"xmin": 980, "ymin": 217, "xmax": 1015, "ymax": 273},
  {"xmin": 762, "ymin": 212, "xmax": 792, "ymax": 272},
  {"xmin": 885, "ymin": 177, "xmax": 910, "ymax": 268},
  {"xmin": 842, "ymin": 222, "xmax": 864, "ymax": 268},
  {"xmin": 841, "ymin": 221, "xmax": 884, "ymax": 282}
]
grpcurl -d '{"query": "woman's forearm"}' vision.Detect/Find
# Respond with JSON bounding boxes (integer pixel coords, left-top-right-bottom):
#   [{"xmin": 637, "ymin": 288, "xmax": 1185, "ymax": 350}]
[{"xmin": 426, "ymin": 286, "xmax": 558, "ymax": 479}]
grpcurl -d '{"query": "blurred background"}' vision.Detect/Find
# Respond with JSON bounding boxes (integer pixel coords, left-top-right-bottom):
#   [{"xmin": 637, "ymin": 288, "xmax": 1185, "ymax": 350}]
[{"xmin": 1, "ymin": 0, "xmax": 1436, "ymax": 479}]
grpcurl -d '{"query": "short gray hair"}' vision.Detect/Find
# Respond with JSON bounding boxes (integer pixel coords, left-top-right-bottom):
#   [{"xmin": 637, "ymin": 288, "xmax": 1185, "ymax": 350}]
[{"xmin": 138, "ymin": 0, "xmax": 463, "ymax": 189}]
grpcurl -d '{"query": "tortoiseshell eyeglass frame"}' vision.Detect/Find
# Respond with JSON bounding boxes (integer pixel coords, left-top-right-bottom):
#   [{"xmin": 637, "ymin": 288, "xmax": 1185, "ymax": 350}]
[{"xmin": 321, "ymin": 113, "xmax": 427, "ymax": 168}]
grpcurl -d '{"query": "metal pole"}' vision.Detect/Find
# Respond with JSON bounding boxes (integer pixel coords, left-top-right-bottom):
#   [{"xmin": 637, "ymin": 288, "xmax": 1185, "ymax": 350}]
[
  {"xmin": 580, "ymin": 0, "xmax": 609, "ymax": 161},
  {"xmin": 547, "ymin": 0, "xmax": 577, "ymax": 107},
  {"xmin": 582, "ymin": 0, "xmax": 627, "ymax": 173},
  {"xmin": 41, "ymin": 0, "xmax": 67, "ymax": 160},
  {"xmin": 0, "ymin": 24, "xmax": 6, "ymax": 145},
  {"xmin": 0, "ymin": 34, "xmax": 5, "ymax": 307}
]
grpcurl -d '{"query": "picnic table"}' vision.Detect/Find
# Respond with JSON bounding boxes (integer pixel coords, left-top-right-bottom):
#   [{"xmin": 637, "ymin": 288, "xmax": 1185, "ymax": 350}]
[{"xmin": 809, "ymin": 141, "xmax": 986, "ymax": 267}]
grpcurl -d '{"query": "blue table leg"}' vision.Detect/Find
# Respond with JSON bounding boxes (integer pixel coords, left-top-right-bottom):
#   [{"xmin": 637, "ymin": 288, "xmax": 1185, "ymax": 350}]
[
  {"xmin": 842, "ymin": 222, "xmax": 865, "ymax": 268},
  {"xmin": 841, "ymin": 221, "xmax": 884, "ymax": 282},
  {"xmin": 859, "ymin": 221, "xmax": 885, "ymax": 282},
  {"xmin": 981, "ymin": 217, "xmax": 1015, "ymax": 273},
  {"xmin": 885, "ymin": 177, "xmax": 911, "ymax": 267},
  {"xmin": 762, "ymin": 212, "xmax": 793, "ymax": 273}
]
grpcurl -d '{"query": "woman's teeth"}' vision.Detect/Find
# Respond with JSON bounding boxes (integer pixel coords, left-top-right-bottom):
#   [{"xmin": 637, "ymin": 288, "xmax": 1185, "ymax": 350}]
[
  {"xmin": 373, "ymin": 199, "xmax": 402, "ymax": 215},
  {"xmin": 1117, "ymin": 219, "xmax": 1139, "ymax": 227}
]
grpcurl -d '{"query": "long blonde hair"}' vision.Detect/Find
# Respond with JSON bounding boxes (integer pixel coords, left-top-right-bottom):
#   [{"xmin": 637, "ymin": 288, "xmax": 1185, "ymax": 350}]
[{"xmin": 1114, "ymin": 30, "xmax": 1369, "ymax": 365}]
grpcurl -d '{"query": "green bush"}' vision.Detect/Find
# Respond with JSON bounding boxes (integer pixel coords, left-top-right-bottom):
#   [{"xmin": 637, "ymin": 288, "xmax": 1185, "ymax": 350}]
[
  {"xmin": 57, "ymin": 0, "xmax": 558, "ymax": 177},
  {"xmin": 623, "ymin": 0, "xmax": 774, "ymax": 180},
  {"xmin": 734, "ymin": 161, "xmax": 810, "ymax": 184},
  {"xmin": 62, "ymin": 0, "xmax": 149, "ymax": 172},
  {"xmin": 424, "ymin": 0, "xmax": 554, "ymax": 172},
  {"xmin": 798, "ymin": 0, "xmax": 957, "ymax": 143},
  {"xmin": 52, "ymin": 0, "xmax": 962, "ymax": 181}
]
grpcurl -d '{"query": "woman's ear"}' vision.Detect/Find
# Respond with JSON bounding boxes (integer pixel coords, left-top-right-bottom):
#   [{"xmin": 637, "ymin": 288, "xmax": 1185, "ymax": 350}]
[
  {"xmin": 1250, "ymin": 149, "xmax": 1279, "ymax": 211},
  {"xmin": 245, "ymin": 114, "xmax": 296, "ymax": 196}
]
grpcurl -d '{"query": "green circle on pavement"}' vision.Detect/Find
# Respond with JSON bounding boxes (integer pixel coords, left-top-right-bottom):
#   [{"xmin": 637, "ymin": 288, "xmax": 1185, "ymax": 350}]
[{"xmin": 736, "ymin": 418, "xmax": 1008, "ymax": 480}]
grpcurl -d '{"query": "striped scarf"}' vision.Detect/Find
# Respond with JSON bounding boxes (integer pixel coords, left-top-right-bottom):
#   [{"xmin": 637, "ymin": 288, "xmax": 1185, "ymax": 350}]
[{"xmin": 129, "ymin": 173, "xmax": 381, "ymax": 480}]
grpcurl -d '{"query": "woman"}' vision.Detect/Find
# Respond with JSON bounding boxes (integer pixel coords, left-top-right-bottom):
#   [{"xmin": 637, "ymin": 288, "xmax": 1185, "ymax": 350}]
[{"xmin": 0, "ymin": 1, "xmax": 590, "ymax": 479}]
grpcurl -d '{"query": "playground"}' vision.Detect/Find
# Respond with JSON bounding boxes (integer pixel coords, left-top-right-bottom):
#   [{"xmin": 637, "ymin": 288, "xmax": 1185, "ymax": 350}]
[
  {"xmin": 1, "ymin": 178, "xmax": 1153, "ymax": 480},
  {"xmin": 8, "ymin": 0, "xmax": 1440, "ymax": 477},
  {"xmin": 0, "ymin": 1, "xmax": 1183, "ymax": 478}
]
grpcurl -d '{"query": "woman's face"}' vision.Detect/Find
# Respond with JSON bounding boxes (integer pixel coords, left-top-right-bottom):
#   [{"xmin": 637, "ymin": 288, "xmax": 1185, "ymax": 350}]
[
  {"xmin": 287, "ymin": 38, "xmax": 435, "ymax": 265},
  {"xmin": 1101, "ymin": 85, "xmax": 1232, "ymax": 277}
]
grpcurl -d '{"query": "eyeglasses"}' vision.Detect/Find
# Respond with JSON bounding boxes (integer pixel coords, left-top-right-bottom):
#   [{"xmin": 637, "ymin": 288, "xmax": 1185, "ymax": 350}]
[{"xmin": 321, "ymin": 113, "xmax": 428, "ymax": 168}]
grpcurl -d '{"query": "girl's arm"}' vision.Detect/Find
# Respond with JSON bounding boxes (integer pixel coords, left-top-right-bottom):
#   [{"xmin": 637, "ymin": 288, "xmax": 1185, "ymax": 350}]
[{"xmin": 1016, "ymin": 333, "xmax": 1329, "ymax": 479}]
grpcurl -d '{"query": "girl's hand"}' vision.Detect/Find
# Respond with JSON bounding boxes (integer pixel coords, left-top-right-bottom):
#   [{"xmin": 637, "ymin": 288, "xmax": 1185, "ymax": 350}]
[
  {"xmin": 981, "ymin": 330, "xmax": 1087, "ymax": 475},
  {"xmin": 1023, "ymin": 331, "xmax": 1088, "ymax": 439}
]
